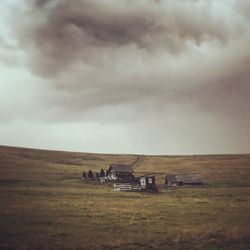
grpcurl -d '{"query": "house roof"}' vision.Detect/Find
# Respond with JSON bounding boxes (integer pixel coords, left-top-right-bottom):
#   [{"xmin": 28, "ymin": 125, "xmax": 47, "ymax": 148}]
[
  {"xmin": 166, "ymin": 173, "xmax": 203, "ymax": 184},
  {"xmin": 109, "ymin": 164, "xmax": 134, "ymax": 173},
  {"xmin": 138, "ymin": 175, "xmax": 155, "ymax": 178}
]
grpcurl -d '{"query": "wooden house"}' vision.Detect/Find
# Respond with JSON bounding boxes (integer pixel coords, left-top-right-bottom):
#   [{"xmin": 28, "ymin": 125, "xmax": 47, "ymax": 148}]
[
  {"xmin": 106, "ymin": 164, "xmax": 134, "ymax": 180},
  {"xmin": 165, "ymin": 173, "xmax": 204, "ymax": 186}
]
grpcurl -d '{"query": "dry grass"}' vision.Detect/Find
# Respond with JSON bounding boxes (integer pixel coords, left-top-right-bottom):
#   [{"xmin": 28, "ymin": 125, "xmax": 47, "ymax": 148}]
[{"xmin": 0, "ymin": 145, "xmax": 250, "ymax": 249}]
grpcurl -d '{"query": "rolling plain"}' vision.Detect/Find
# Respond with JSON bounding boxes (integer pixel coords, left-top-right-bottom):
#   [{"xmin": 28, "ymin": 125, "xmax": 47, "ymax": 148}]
[{"xmin": 0, "ymin": 145, "xmax": 250, "ymax": 249}]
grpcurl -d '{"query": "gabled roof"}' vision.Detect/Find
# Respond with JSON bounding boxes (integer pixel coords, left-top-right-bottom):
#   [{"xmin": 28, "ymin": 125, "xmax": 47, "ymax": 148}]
[
  {"xmin": 109, "ymin": 164, "xmax": 134, "ymax": 173},
  {"xmin": 166, "ymin": 173, "xmax": 203, "ymax": 184}
]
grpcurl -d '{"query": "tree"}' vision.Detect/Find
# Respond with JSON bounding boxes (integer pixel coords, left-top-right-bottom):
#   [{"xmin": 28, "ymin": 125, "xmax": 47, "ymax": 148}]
[
  {"xmin": 100, "ymin": 169, "xmax": 105, "ymax": 177},
  {"xmin": 82, "ymin": 171, "xmax": 86, "ymax": 178},
  {"xmin": 88, "ymin": 170, "xmax": 93, "ymax": 178}
]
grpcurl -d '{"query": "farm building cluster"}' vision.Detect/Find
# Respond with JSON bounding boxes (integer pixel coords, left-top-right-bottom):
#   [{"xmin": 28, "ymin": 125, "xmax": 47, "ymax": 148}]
[{"xmin": 82, "ymin": 163, "xmax": 204, "ymax": 192}]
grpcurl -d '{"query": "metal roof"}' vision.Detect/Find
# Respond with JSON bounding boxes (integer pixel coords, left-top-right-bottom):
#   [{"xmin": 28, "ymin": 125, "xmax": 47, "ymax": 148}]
[
  {"xmin": 166, "ymin": 173, "xmax": 203, "ymax": 184},
  {"xmin": 109, "ymin": 164, "xmax": 134, "ymax": 173}
]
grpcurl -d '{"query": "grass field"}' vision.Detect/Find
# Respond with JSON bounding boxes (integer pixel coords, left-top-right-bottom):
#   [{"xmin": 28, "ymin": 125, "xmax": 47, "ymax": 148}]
[{"xmin": 0, "ymin": 145, "xmax": 250, "ymax": 249}]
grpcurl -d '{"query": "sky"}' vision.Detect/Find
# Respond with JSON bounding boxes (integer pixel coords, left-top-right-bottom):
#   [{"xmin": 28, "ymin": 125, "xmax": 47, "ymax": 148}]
[{"xmin": 0, "ymin": 0, "xmax": 249, "ymax": 155}]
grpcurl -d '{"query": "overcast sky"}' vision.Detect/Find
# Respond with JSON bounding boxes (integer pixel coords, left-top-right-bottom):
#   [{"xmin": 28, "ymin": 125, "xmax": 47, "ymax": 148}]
[{"xmin": 0, "ymin": 0, "xmax": 249, "ymax": 155}]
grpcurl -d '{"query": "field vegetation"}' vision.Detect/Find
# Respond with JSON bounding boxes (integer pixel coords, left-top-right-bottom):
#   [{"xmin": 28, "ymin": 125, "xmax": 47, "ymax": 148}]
[{"xmin": 0, "ymin": 145, "xmax": 250, "ymax": 249}]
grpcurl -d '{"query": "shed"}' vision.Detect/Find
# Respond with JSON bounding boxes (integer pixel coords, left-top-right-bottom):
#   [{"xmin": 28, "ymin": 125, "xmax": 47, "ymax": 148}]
[
  {"xmin": 165, "ymin": 173, "xmax": 204, "ymax": 186},
  {"xmin": 139, "ymin": 175, "xmax": 156, "ymax": 191},
  {"xmin": 106, "ymin": 164, "xmax": 134, "ymax": 180}
]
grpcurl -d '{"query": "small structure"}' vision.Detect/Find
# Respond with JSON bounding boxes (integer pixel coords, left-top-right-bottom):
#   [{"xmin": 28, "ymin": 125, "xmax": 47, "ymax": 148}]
[
  {"xmin": 113, "ymin": 183, "xmax": 140, "ymax": 192},
  {"xmin": 165, "ymin": 173, "xmax": 204, "ymax": 186},
  {"xmin": 139, "ymin": 175, "xmax": 156, "ymax": 191},
  {"xmin": 106, "ymin": 164, "xmax": 134, "ymax": 181},
  {"xmin": 113, "ymin": 175, "xmax": 157, "ymax": 192}
]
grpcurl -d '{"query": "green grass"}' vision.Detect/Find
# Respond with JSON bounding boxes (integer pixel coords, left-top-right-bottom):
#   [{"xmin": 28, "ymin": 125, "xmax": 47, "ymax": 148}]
[{"xmin": 0, "ymin": 146, "xmax": 250, "ymax": 249}]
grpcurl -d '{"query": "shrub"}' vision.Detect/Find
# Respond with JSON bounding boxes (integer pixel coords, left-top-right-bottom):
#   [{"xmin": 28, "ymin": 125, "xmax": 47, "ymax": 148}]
[
  {"xmin": 88, "ymin": 170, "xmax": 93, "ymax": 178},
  {"xmin": 100, "ymin": 169, "xmax": 105, "ymax": 177}
]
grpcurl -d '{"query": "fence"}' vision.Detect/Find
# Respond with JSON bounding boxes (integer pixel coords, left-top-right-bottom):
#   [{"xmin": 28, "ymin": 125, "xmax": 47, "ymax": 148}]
[{"xmin": 113, "ymin": 183, "xmax": 141, "ymax": 192}]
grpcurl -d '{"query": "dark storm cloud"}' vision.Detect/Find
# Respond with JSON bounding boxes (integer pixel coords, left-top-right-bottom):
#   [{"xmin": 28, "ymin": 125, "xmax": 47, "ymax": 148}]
[
  {"xmin": 4, "ymin": 0, "xmax": 250, "ymax": 123},
  {"xmin": 1, "ymin": 0, "xmax": 250, "ymax": 154},
  {"xmin": 190, "ymin": 60, "xmax": 250, "ymax": 120},
  {"xmin": 12, "ymin": 0, "xmax": 230, "ymax": 76}
]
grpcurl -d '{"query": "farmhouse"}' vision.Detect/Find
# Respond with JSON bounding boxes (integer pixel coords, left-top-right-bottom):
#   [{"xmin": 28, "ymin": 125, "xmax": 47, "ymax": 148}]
[
  {"xmin": 165, "ymin": 173, "xmax": 204, "ymax": 186},
  {"xmin": 106, "ymin": 164, "xmax": 134, "ymax": 180}
]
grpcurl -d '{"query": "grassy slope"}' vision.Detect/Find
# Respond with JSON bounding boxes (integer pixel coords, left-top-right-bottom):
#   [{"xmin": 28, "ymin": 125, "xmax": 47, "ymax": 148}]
[{"xmin": 0, "ymin": 145, "xmax": 250, "ymax": 249}]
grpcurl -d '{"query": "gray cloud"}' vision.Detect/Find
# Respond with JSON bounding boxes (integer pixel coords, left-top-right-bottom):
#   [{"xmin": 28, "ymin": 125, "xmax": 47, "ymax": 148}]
[
  {"xmin": 12, "ymin": 0, "xmax": 231, "ymax": 76},
  {"xmin": 2, "ymin": 0, "xmax": 250, "ymax": 124},
  {"xmin": 1, "ymin": 0, "xmax": 250, "ymax": 154}
]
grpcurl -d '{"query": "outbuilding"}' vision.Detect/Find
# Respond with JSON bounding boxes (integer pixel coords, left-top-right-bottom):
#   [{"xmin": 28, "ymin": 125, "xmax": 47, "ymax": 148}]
[
  {"xmin": 139, "ymin": 175, "xmax": 156, "ymax": 191},
  {"xmin": 165, "ymin": 173, "xmax": 204, "ymax": 186}
]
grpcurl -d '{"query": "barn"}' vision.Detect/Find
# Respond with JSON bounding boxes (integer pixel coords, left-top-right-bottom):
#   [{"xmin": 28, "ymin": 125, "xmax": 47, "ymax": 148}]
[
  {"xmin": 165, "ymin": 173, "xmax": 204, "ymax": 186},
  {"xmin": 106, "ymin": 164, "xmax": 134, "ymax": 180}
]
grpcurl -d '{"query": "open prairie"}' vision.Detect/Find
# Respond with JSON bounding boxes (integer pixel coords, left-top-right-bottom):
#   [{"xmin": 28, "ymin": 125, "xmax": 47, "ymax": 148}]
[{"xmin": 0, "ymin": 145, "xmax": 250, "ymax": 249}]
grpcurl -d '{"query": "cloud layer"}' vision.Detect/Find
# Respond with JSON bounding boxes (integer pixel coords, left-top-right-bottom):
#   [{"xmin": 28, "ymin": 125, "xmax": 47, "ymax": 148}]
[
  {"xmin": 15, "ymin": 0, "xmax": 232, "ymax": 75},
  {"xmin": 0, "ymin": 0, "xmax": 249, "ymax": 153}
]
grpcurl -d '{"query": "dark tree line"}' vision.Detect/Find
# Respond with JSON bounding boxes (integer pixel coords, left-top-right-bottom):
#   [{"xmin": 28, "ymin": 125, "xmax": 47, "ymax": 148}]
[
  {"xmin": 100, "ymin": 169, "xmax": 105, "ymax": 177},
  {"xmin": 82, "ymin": 168, "xmax": 106, "ymax": 179}
]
